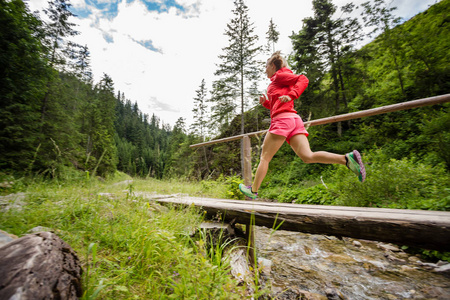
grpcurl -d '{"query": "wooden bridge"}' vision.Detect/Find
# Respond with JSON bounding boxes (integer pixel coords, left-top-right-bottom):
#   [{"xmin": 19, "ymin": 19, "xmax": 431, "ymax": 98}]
[
  {"xmin": 153, "ymin": 195, "xmax": 450, "ymax": 251},
  {"xmin": 179, "ymin": 95, "xmax": 450, "ymax": 252}
]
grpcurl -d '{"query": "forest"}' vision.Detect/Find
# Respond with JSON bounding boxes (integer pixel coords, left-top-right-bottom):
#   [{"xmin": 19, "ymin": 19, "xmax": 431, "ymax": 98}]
[{"xmin": 0, "ymin": 0, "xmax": 449, "ymax": 209}]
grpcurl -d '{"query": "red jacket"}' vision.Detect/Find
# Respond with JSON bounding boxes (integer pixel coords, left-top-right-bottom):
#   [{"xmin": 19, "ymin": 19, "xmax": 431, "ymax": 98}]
[{"xmin": 261, "ymin": 67, "xmax": 309, "ymax": 119}]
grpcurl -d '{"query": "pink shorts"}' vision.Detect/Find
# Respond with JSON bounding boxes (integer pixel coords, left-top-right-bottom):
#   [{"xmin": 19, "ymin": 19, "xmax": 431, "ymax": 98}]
[{"xmin": 269, "ymin": 117, "xmax": 309, "ymax": 144}]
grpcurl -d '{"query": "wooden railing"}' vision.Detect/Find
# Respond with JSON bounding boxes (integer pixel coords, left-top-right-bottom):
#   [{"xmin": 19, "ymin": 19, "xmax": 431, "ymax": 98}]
[{"xmin": 190, "ymin": 94, "xmax": 450, "ymax": 186}]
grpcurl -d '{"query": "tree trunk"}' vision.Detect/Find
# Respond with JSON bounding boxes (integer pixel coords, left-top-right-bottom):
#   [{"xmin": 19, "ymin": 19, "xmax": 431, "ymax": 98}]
[
  {"xmin": 391, "ymin": 48, "xmax": 406, "ymax": 98},
  {"xmin": 0, "ymin": 232, "xmax": 83, "ymax": 299},
  {"xmin": 40, "ymin": 84, "xmax": 51, "ymax": 134},
  {"xmin": 240, "ymin": 55, "xmax": 245, "ymax": 174},
  {"xmin": 203, "ymin": 146, "xmax": 210, "ymax": 175}
]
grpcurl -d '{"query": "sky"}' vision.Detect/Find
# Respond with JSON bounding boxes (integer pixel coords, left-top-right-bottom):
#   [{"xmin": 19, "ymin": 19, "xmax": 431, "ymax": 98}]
[{"xmin": 27, "ymin": 0, "xmax": 438, "ymax": 129}]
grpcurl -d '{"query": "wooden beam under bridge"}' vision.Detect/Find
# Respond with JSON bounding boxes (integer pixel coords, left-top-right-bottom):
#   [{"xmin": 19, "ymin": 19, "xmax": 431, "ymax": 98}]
[{"xmin": 151, "ymin": 196, "xmax": 450, "ymax": 251}]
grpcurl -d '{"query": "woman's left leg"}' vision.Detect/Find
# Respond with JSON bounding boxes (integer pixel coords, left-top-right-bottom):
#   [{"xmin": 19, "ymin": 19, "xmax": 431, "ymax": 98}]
[
  {"xmin": 252, "ymin": 132, "xmax": 286, "ymax": 192},
  {"xmin": 239, "ymin": 132, "xmax": 285, "ymax": 199}
]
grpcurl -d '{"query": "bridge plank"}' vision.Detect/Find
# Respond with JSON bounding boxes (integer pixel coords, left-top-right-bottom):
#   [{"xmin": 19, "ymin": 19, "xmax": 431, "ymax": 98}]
[{"xmin": 151, "ymin": 196, "xmax": 450, "ymax": 251}]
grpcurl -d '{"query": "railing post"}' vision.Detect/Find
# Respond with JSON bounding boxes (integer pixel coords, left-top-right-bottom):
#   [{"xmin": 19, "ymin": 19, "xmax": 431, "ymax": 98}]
[
  {"xmin": 242, "ymin": 135, "xmax": 256, "ymax": 264},
  {"xmin": 242, "ymin": 135, "xmax": 252, "ymax": 187},
  {"xmin": 245, "ymin": 217, "xmax": 255, "ymax": 267}
]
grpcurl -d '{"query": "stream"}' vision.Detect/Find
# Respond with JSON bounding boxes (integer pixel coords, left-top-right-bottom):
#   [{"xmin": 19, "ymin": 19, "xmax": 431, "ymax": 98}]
[{"xmin": 254, "ymin": 226, "xmax": 450, "ymax": 299}]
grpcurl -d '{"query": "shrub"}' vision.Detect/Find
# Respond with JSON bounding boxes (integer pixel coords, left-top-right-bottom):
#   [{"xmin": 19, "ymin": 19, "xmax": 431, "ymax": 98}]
[
  {"xmin": 277, "ymin": 184, "xmax": 336, "ymax": 205},
  {"xmin": 329, "ymin": 151, "xmax": 450, "ymax": 210},
  {"xmin": 221, "ymin": 175, "xmax": 245, "ymax": 200}
]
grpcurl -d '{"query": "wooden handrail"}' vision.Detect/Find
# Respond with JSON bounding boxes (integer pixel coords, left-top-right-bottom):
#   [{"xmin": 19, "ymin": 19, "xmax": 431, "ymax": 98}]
[{"xmin": 190, "ymin": 94, "xmax": 450, "ymax": 148}]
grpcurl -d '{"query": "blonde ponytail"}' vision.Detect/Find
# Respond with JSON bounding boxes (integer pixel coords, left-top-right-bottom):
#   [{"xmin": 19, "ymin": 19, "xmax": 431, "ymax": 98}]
[{"xmin": 267, "ymin": 51, "xmax": 287, "ymax": 70}]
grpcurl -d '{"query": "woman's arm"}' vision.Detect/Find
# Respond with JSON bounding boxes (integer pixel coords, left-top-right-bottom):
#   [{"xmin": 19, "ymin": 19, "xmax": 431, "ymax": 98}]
[
  {"xmin": 286, "ymin": 75, "xmax": 309, "ymax": 101},
  {"xmin": 260, "ymin": 94, "xmax": 270, "ymax": 109},
  {"xmin": 273, "ymin": 71, "xmax": 309, "ymax": 101}
]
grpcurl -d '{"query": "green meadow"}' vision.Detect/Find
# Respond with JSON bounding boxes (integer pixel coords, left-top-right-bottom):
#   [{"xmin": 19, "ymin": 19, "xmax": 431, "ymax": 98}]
[{"xmin": 0, "ymin": 174, "xmax": 257, "ymax": 299}]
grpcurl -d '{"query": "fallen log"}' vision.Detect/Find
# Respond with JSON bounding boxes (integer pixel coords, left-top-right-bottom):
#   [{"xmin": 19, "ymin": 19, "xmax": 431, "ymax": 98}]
[
  {"xmin": 0, "ymin": 231, "xmax": 82, "ymax": 299},
  {"xmin": 151, "ymin": 196, "xmax": 450, "ymax": 251}
]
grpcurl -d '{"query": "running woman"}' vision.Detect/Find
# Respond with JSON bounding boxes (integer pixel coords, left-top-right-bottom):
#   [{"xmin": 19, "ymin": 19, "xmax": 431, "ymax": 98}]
[{"xmin": 239, "ymin": 51, "xmax": 365, "ymax": 199}]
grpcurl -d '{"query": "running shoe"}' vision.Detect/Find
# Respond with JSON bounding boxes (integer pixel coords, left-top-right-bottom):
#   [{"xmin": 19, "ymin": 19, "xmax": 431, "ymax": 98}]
[
  {"xmin": 346, "ymin": 150, "xmax": 366, "ymax": 183},
  {"xmin": 239, "ymin": 184, "xmax": 258, "ymax": 199}
]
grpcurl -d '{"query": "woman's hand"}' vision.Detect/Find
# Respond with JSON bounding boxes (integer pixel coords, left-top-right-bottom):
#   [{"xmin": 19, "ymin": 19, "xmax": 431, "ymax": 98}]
[
  {"xmin": 278, "ymin": 95, "xmax": 291, "ymax": 102},
  {"xmin": 259, "ymin": 94, "xmax": 268, "ymax": 105}
]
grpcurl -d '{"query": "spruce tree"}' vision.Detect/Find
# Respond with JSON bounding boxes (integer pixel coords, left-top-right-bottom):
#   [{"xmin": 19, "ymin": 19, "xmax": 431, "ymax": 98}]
[
  {"xmin": 214, "ymin": 0, "xmax": 262, "ymax": 135},
  {"xmin": 213, "ymin": 0, "xmax": 262, "ymax": 174},
  {"xmin": 266, "ymin": 18, "xmax": 280, "ymax": 53},
  {"xmin": 0, "ymin": 0, "xmax": 48, "ymax": 171},
  {"xmin": 43, "ymin": 0, "xmax": 79, "ymax": 69},
  {"xmin": 166, "ymin": 117, "xmax": 189, "ymax": 177},
  {"xmin": 190, "ymin": 79, "xmax": 209, "ymax": 141},
  {"xmin": 83, "ymin": 73, "xmax": 117, "ymax": 176},
  {"xmin": 190, "ymin": 80, "xmax": 210, "ymax": 175},
  {"xmin": 290, "ymin": 0, "xmax": 362, "ymax": 134},
  {"xmin": 208, "ymin": 78, "xmax": 236, "ymax": 134},
  {"xmin": 41, "ymin": 0, "xmax": 79, "ymax": 129},
  {"xmin": 71, "ymin": 44, "xmax": 92, "ymax": 83},
  {"xmin": 33, "ymin": 0, "xmax": 83, "ymax": 176}
]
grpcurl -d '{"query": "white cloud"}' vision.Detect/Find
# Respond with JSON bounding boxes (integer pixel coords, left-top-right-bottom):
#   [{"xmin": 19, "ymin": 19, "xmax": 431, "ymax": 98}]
[
  {"xmin": 27, "ymin": 0, "xmax": 438, "ymax": 128},
  {"xmin": 68, "ymin": 0, "xmax": 233, "ymax": 127},
  {"xmin": 148, "ymin": 96, "xmax": 180, "ymax": 112}
]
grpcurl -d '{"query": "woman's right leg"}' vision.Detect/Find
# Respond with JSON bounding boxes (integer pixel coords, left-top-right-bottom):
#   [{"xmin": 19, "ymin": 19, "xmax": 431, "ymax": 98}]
[
  {"xmin": 252, "ymin": 132, "xmax": 286, "ymax": 192},
  {"xmin": 290, "ymin": 134, "xmax": 366, "ymax": 182},
  {"xmin": 289, "ymin": 134, "xmax": 346, "ymax": 165}
]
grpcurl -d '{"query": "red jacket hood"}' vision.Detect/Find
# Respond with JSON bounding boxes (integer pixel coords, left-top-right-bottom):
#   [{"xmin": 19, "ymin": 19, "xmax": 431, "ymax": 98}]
[{"xmin": 270, "ymin": 67, "xmax": 294, "ymax": 84}]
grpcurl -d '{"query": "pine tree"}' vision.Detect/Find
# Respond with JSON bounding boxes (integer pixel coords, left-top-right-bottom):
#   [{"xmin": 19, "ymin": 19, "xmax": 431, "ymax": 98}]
[
  {"xmin": 83, "ymin": 73, "xmax": 117, "ymax": 176},
  {"xmin": 0, "ymin": 0, "xmax": 48, "ymax": 170},
  {"xmin": 266, "ymin": 18, "xmax": 280, "ymax": 53},
  {"xmin": 214, "ymin": 0, "xmax": 262, "ymax": 135},
  {"xmin": 190, "ymin": 80, "xmax": 211, "ymax": 175},
  {"xmin": 43, "ymin": 0, "xmax": 79, "ymax": 69},
  {"xmin": 290, "ymin": 0, "xmax": 362, "ymax": 134},
  {"xmin": 190, "ymin": 79, "xmax": 209, "ymax": 141},
  {"xmin": 40, "ymin": 0, "xmax": 79, "ymax": 131},
  {"xmin": 208, "ymin": 78, "xmax": 236, "ymax": 134}
]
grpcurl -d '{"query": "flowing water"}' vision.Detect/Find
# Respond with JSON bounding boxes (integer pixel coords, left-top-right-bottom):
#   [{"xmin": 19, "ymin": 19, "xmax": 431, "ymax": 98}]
[{"xmin": 254, "ymin": 226, "xmax": 450, "ymax": 299}]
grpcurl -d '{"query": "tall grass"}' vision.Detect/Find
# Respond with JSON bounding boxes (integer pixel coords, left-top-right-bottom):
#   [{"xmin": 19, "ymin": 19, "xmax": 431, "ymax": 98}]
[{"xmin": 0, "ymin": 174, "xmax": 249, "ymax": 299}]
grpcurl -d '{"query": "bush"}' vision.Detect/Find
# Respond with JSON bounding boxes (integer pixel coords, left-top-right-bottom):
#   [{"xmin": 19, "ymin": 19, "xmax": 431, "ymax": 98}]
[
  {"xmin": 0, "ymin": 173, "xmax": 27, "ymax": 195},
  {"xmin": 225, "ymin": 175, "xmax": 245, "ymax": 200},
  {"xmin": 279, "ymin": 184, "xmax": 336, "ymax": 205},
  {"xmin": 216, "ymin": 174, "xmax": 244, "ymax": 200},
  {"xmin": 329, "ymin": 150, "xmax": 450, "ymax": 210}
]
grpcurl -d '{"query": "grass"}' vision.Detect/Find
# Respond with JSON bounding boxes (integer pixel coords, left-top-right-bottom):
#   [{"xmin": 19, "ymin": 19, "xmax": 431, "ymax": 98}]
[
  {"xmin": 3, "ymin": 153, "xmax": 448, "ymax": 298},
  {"xmin": 0, "ymin": 173, "xmax": 251, "ymax": 299}
]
